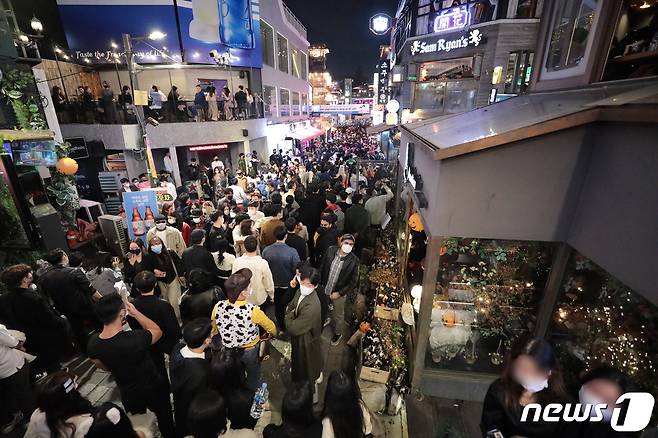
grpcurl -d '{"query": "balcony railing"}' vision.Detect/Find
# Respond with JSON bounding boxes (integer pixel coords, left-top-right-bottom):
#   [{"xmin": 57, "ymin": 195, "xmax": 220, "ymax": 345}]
[
  {"xmin": 282, "ymin": 1, "xmax": 308, "ymax": 40},
  {"xmin": 53, "ymin": 99, "xmax": 265, "ymax": 125}
]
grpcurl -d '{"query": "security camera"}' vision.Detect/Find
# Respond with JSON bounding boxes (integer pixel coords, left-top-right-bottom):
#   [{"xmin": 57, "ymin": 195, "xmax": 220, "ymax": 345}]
[{"xmin": 146, "ymin": 117, "xmax": 160, "ymax": 127}]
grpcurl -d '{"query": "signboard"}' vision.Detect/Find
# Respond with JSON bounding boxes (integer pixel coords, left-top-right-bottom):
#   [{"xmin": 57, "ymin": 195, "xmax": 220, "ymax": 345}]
[
  {"xmin": 122, "ymin": 190, "xmax": 158, "ymax": 243},
  {"xmin": 377, "ymin": 60, "xmax": 390, "ymax": 105},
  {"xmin": 56, "ymin": 0, "xmax": 262, "ymax": 68},
  {"xmin": 311, "ymin": 104, "xmax": 370, "ymax": 115},
  {"xmin": 65, "ymin": 137, "xmax": 88, "ymax": 159},
  {"xmin": 369, "ymin": 13, "xmax": 392, "ymax": 36},
  {"xmin": 188, "ymin": 144, "xmax": 228, "ymax": 151},
  {"xmin": 432, "ymin": 5, "xmax": 471, "ymax": 34},
  {"xmin": 142, "ymin": 187, "xmax": 175, "ymax": 203},
  {"xmin": 410, "ymin": 29, "xmax": 484, "ymax": 56}
]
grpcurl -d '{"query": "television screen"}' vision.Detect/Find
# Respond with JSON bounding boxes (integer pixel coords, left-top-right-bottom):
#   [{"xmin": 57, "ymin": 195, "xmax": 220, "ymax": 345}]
[{"xmin": 12, "ymin": 140, "xmax": 58, "ymax": 166}]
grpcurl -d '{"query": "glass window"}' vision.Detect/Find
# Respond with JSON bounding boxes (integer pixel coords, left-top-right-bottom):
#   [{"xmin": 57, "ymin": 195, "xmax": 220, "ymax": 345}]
[
  {"xmin": 545, "ymin": 0, "xmax": 599, "ymax": 72},
  {"xmin": 515, "ymin": 0, "xmax": 538, "ymax": 18},
  {"xmin": 300, "ymin": 53, "xmax": 308, "ymax": 80},
  {"xmin": 444, "ymin": 80, "xmax": 478, "ymax": 113},
  {"xmin": 602, "ymin": 1, "xmax": 658, "ymax": 82},
  {"xmin": 263, "ymin": 85, "xmax": 276, "ymax": 117},
  {"xmin": 549, "ymin": 251, "xmax": 658, "ymax": 396},
  {"xmin": 414, "ymin": 81, "xmax": 446, "ymax": 111},
  {"xmin": 291, "ymin": 91, "xmax": 300, "ymax": 115},
  {"xmin": 504, "ymin": 51, "xmax": 534, "ymax": 94},
  {"xmin": 260, "ymin": 20, "xmax": 275, "ymax": 67},
  {"xmin": 291, "ymin": 47, "xmax": 302, "ymax": 79},
  {"xmin": 423, "ymin": 238, "xmax": 555, "ymax": 373},
  {"xmin": 301, "ymin": 93, "xmax": 308, "ymax": 113},
  {"xmin": 277, "ymin": 33, "xmax": 289, "ymax": 74},
  {"xmin": 279, "ymin": 88, "xmax": 290, "ymax": 116},
  {"xmin": 419, "ymin": 58, "xmax": 474, "ymax": 81}
]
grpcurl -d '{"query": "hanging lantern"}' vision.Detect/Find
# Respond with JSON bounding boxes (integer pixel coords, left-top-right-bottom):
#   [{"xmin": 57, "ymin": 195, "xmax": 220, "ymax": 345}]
[
  {"xmin": 408, "ymin": 212, "xmax": 424, "ymax": 232},
  {"xmin": 56, "ymin": 157, "xmax": 78, "ymax": 175}
]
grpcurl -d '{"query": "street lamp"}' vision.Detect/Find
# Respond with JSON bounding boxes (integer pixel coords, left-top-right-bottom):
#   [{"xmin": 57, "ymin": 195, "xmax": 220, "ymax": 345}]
[
  {"xmin": 147, "ymin": 30, "xmax": 166, "ymax": 41},
  {"xmin": 30, "ymin": 16, "xmax": 43, "ymax": 34}
]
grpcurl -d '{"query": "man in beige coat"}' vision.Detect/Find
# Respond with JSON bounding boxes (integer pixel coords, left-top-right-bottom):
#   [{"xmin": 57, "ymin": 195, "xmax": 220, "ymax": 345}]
[
  {"xmin": 231, "ymin": 236, "xmax": 274, "ymax": 307},
  {"xmin": 147, "ymin": 215, "xmax": 186, "ymax": 257}
]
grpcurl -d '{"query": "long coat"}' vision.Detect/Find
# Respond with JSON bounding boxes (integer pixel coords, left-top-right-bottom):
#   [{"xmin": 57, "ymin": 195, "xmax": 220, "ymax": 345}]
[{"xmin": 285, "ymin": 289, "xmax": 323, "ymax": 383}]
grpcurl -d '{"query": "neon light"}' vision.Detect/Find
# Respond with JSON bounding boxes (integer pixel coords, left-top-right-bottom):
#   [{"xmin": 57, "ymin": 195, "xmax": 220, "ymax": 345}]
[
  {"xmin": 433, "ymin": 6, "xmax": 471, "ymax": 34},
  {"xmin": 188, "ymin": 144, "xmax": 228, "ymax": 151}
]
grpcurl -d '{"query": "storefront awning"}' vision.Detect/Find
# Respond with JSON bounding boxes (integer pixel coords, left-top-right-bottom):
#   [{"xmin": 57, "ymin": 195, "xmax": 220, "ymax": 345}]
[{"xmin": 288, "ymin": 127, "xmax": 324, "ymax": 142}]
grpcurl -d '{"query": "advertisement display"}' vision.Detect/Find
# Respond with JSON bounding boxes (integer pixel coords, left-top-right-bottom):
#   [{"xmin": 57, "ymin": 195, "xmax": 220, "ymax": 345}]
[
  {"xmin": 122, "ymin": 190, "xmax": 158, "ymax": 243},
  {"xmin": 56, "ymin": 0, "xmax": 262, "ymax": 68},
  {"xmin": 311, "ymin": 104, "xmax": 370, "ymax": 115}
]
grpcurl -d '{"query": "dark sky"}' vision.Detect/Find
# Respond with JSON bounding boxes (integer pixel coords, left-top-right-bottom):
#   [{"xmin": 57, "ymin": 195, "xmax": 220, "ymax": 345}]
[{"xmin": 283, "ymin": 0, "xmax": 398, "ymax": 82}]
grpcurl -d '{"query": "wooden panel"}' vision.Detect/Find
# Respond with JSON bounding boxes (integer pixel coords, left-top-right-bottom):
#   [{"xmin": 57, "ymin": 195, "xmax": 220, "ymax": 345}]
[
  {"xmin": 360, "ymin": 366, "xmax": 390, "ymax": 384},
  {"xmin": 36, "ymin": 59, "xmax": 103, "ymax": 100}
]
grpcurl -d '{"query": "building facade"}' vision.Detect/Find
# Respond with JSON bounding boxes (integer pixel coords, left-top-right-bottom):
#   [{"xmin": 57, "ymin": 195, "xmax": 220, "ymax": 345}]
[{"xmin": 390, "ymin": 0, "xmax": 544, "ymax": 121}]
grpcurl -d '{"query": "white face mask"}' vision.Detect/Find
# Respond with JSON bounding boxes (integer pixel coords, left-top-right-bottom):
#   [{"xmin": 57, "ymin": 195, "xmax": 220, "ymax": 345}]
[
  {"xmin": 193, "ymin": 217, "xmax": 201, "ymax": 224},
  {"xmin": 578, "ymin": 387, "xmax": 614, "ymax": 423},
  {"xmin": 515, "ymin": 373, "xmax": 549, "ymax": 394},
  {"xmin": 156, "ymin": 222, "xmax": 166, "ymax": 231},
  {"xmin": 300, "ymin": 284, "xmax": 315, "ymax": 296},
  {"xmin": 167, "ymin": 217, "xmax": 177, "ymax": 224},
  {"xmin": 341, "ymin": 243, "xmax": 353, "ymax": 254}
]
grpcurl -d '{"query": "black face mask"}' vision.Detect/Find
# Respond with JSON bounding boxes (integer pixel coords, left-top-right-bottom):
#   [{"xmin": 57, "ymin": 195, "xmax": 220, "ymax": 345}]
[{"xmin": 129, "ymin": 249, "xmax": 141, "ymax": 255}]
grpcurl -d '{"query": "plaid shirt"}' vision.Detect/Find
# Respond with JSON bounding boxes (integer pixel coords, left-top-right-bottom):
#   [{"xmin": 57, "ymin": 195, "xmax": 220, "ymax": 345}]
[{"xmin": 324, "ymin": 252, "xmax": 344, "ymax": 295}]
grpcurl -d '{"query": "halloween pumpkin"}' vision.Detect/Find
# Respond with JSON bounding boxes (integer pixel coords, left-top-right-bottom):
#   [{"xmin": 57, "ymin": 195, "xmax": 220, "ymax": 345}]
[
  {"xmin": 442, "ymin": 310, "xmax": 457, "ymax": 327},
  {"xmin": 56, "ymin": 157, "xmax": 78, "ymax": 175},
  {"xmin": 408, "ymin": 212, "xmax": 424, "ymax": 232}
]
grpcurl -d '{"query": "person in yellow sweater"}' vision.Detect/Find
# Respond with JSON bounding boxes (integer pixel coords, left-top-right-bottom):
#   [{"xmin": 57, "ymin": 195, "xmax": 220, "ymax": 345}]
[{"xmin": 211, "ymin": 268, "xmax": 276, "ymax": 390}]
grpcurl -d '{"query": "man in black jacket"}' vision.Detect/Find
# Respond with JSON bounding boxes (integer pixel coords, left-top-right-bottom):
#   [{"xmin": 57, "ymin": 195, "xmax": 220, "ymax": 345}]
[
  {"xmin": 0, "ymin": 264, "xmax": 73, "ymax": 372},
  {"xmin": 39, "ymin": 248, "xmax": 101, "ymax": 352},
  {"xmin": 128, "ymin": 271, "xmax": 181, "ymax": 378},
  {"xmin": 169, "ymin": 318, "xmax": 212, "ymax": 438},
  {"xmin": 313, "ymin": 211, "xmax": 339, "ymax": 268},
  {"xmin": 285, "ymin": 217, "xmax": 308, "ymax": 261},
  {"xmin": 319, "ymin": 234, "xmax": 359, "ymax": 346},
  {"xmin": 343, "ymin": 193, "xmax": 371, "ymax": 255},
  {"xmin": 182, "ymin": 229, "xmax": 220, "ymax": 281}
]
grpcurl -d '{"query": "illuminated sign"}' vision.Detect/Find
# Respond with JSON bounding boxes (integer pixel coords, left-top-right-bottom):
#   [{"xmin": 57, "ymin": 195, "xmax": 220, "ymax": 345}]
[
  {"xmin": 369, "ymin": 13, "xmax": 392, "ymax": 35},
  {"xmin": 377, "ymin": 60, "xmax": 390, "ymax": 105},
  {"xmin": 433, "ymin": 5, "xmax": 471, "ymax": 34},
  {"xmin": 188, "ymin": 144, "xmax": 228, "ymax": 151},
  {"xmin": 410, "ymin": 29, "xmax": 483, "ymax": 56}
]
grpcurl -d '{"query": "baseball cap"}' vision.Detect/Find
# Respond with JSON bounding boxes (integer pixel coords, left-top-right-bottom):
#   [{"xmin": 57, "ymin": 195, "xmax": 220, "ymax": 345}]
[{"xmin": 224, "ymin": 268, "xmax": 253, "ymax": 298}]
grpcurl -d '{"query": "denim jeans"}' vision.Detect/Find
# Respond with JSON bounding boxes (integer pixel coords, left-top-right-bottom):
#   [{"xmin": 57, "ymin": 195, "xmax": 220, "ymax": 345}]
[{"xmin": 241, "ymin": 346, "xmax": 261, "ymax": 391}]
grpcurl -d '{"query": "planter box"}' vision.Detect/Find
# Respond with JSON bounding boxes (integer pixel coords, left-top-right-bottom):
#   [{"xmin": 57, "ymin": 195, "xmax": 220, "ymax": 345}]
[
  {"xmin": 375, "ymin": 305, "xmax": 400, "ymax": 321},
  {"xmin": 360, "ymin": 365, "xmax": 390, "ymax": 384}
]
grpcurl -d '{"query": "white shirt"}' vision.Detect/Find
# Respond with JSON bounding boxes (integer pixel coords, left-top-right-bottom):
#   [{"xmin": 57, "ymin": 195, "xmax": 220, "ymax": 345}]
[
  {"xmin": 162, "ymin": 182, "xmax": 177, "ymax": 200},
  {"xmin": 163, "ymin": 155, "xmax": 173, "ymax": 172},
  {"xmin": 25, "ymin": 410, "xmax": 93, "ymax": 438},
  {"xmin": 229, "ymin": 185, "xmax": 247, "ymax": 204},
  {"xmin": 211, "ymin": 160, "xmax": 225, "ymax": 170},
  {"xmin": 180, "ymin": 345, "xmax": 205, "ymax": 359},
  {"xmin": 0, "ymin": 324, "xmax": 24, "ymax": 379},
  {"xmin": 231, "ymin": 254, "xmax": 274, "ymax": 305}
]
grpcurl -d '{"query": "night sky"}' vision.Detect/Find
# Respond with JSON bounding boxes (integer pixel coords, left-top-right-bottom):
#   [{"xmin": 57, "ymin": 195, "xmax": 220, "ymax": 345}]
[{"xmin": 283, "ymin": 0, "xmax": 398, "ymax": 82}]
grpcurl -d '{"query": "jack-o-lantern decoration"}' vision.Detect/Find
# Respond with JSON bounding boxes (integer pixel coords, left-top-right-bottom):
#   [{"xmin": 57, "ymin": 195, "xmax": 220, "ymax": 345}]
[
  {"xmin": 56, "ymin": 157, "xmax": 78, "ymax": 175},
  {"xmin": 442, "ymin": 310, "xmax": 457, "ymax": 327},
  {"xmin": 408, "ymin": 212, "xmax": 424, "ymax": 232}
]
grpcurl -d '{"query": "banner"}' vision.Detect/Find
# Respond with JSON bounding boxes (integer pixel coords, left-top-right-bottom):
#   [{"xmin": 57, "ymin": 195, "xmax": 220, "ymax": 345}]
[{"xmin": 122, "ymin": 191, "xmax": 158, "ymax": 243}]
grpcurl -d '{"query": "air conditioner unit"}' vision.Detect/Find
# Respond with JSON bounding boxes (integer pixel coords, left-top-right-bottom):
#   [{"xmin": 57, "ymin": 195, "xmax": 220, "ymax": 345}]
[{"xmin": 98, "ymin": 215, "xmax": 129, "ymax": 257}]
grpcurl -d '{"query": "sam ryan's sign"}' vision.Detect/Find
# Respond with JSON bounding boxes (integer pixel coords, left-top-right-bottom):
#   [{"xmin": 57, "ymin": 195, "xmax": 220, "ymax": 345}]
[{"xmin": 410, "ymin": 29, "xmax": 484, "ymax": 56}]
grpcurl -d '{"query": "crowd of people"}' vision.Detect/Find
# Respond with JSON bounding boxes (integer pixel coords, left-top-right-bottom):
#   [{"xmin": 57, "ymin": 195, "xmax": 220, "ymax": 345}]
[
  {"xmin": 0, "ymin": 121, "xmax": 643, "ymax": 438},
  {"xmin": 51, "ymin": 82, "xmax": 260, "ymax": 125},
  {"xmin": 0, "ymin": 123, "xmax": 395, "ymax": 438}
]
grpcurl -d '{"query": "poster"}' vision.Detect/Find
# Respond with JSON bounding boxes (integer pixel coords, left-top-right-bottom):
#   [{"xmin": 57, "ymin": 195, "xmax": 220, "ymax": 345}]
[{"xmin": 122, "ymin": 190, "xmax": 158, "ymax": 243}]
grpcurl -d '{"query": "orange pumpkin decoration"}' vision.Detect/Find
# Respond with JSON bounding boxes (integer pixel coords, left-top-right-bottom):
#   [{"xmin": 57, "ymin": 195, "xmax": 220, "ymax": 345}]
[
  {"xmin": 56, "ymin": 157, "xmax": 78, "ymax": 175},
  {"xmin": 359, "ymin": 322, "xmax": 371, "ymax": 333},
  {"xmin": 408, "ymin": 212, "xmax": 424, "ymax": 232},
  {"xmin": 442, "ymin": 310, "xmax": 457, "ymax": 327},
  {"xmin": 440, "ymin": 246, "xmax": 447, "ymax": 256}
]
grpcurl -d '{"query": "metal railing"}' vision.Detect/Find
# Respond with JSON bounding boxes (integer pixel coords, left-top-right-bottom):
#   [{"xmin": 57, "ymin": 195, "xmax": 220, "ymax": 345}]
[{"xmin": 281, "ymin": 1, "xmax": 307, "ymax": 39}]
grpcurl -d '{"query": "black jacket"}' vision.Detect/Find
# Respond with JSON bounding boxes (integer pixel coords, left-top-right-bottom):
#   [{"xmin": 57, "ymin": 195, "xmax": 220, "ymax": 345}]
[
  {"xmin": 343, "ymin": 204, "xmax": 370, "ymax": 239},
  {"xmin": 182, "ymin": 245, "xmax": 220, "ymax": 278},
  {"xmin": 143, "ymin": 250, "xmax": 183, "ymax": 284},
  {"xmin": 319, "ymin": 246, "xmax": 359, "ymax": 297},
  {"xmin": 128, "ymin": 295, "xmax": 181, "ymax": 356},
  {"xmin": 263, "ymin": 421, "xmax": 322, "ymax": 438},
  {"xmin": 481, "ymin": 378, "xmax": 569, "ymax": 438},
  {"xmin": 39, "ymin": 266, "xmax": 96, "ymax": 319},
  {"xmin": 206, "ymin": 225, "xmax": 226, "ymax": 250},
  {"xmin": 298, "ymin": 193, "xmax": 325, "ymax": 234},
  {"xmin": 180, "ymin": 287, "xmax": 225, "ymax": 325},
  {"xmin": 285, "ymin": 232, "xmax": 308, "ymax": 261},
  {"xmin": 0, "ymin": 287, "xmax": 72, "ymax": 369},
  {"xmin": 169, "ymin": 342, "xmax": 210, "ymax": 437},
  {"xmin": 314, "ymin": 227, "xmax": 339, "ymax": 267}
]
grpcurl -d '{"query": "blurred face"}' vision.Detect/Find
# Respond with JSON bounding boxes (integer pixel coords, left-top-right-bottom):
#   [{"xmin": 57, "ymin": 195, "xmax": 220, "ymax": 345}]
[
  {"xmin": 581, "ymin": 379, "xmax": 623, "ymax": 408},
  {"xmin": 512, "ymin": 354, "xmax": 551, "ymax": 391}
]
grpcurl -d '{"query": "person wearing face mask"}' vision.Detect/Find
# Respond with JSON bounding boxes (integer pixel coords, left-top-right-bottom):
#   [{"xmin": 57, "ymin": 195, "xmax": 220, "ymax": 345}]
[
  {"xmin": 318, "ymin": 234, "xmax": 359, "ymax": 346},
  {"xmin": 247, "ymin": 200, "xmax": 265, "ymax": 223},
  {"xmin": 144, "ymin": 236, "xmax": 185, "ymax": 320},
  {"xmin": 119, "ymin": 178, "xmax": 139, "ymax": 200},
  {"xmin": 211, "ymin": 268, "xmax": 277, "ymax": 390},
  {"xmin": 480, "ymin": 337, "xmax": 570, "ymax": 438},
  {"xmin": 182, "ymin": 229, "xmax": 221, "ymax": 283},
  {"xmin": 146, "ymin": 214, "xmax": 186, "ymax": 258},
  {"xmin": 188, "ymin": 208, "xmax": 207, "ymax": 231},
  {"xmin": 285, "ymin": 264, "xmax": 323, "ymax": 398},
  {"xmin": 571, "ymin": 367, "xmax": 643, "ymax": 438},
  {"xmin": 169, "ymin": 318, "xmax": 214, "ymax": 438},
  {"xmin": 312, "ymin": 211, "xmax": 339, "ymax": 267},
  {"xmin": 0, "ymin": 264, "xmax": 72, "ymax": 374}
]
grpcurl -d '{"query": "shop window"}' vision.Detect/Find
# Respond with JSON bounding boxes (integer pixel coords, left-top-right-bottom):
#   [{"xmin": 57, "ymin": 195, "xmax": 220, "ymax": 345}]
[
  {"xmin": 544, "ymin": 0, "xmax": 600, "ymax": 73},
  {"xmin": 504, "ymin": 50, "xmax": 534, "ymax": 93},
  {"xmin": 300, "ymin": 53, "xmax": 308, "ymax": 80},
  {"xmin": 549, "ymin": 251, "xmax": 658, "ymax": 396},
  {"xmin": 602, "ymin": 0, "xmax": 658, "ymax": 81},
  {"xmin": 263, "ymin": 85, "xmax": 276, "ymax": 117},
  {"xmin": 414, "ymin": 81, "xmax": 446, "ymax": 110},
  {"xmin": 277, "ymin": 33, "xmax": 289, "ymax": 74},
  {"xmin": 444, "ymin": 80, "xmax": 478, "ymax": 113},
  {"xmin": 291, "ymin": 47, "xmax": 303, "ymax": 79},
  {"xmin": 291, "ymin": 91, "xmax": 300, "ymax": 115},
  {"xmin": 423, "ymin": 238, "xmax": 554, "ymax": 373},
  {"xmin": 301, "ymin": 93, "xmax": 308, "ymax": 114},
  {"xmin": 419, "ymin": 58, "xmax": 474, "ymax": 81},
  {"xmin": 279, "ymin": 88, "xmax": 290, "ymax": 116},
  {"xmin": 515, "ymin": 0, "xmax": 538, "ymax": 18},
  {"xmin": 260, "ymin": 20, "xmax": 275, "ymax": 67}
]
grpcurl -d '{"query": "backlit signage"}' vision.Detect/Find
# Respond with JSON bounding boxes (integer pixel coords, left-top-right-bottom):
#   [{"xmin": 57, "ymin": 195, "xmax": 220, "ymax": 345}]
[
  {"xmin": 410, "ymin": 29, "xmax": 484, "ymax": 56},
  {"xmin": 433, "ymin": 5, "xmax": 471, "ymax": 34},
  {"xmin": 189, "ymin": 144, "xmax": 228, "ymax": 151}
]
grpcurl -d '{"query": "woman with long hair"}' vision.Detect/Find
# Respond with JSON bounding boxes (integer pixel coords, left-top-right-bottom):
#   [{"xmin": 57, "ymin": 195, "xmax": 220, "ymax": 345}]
[
  {"xmin": 264, "ymin": 381, "xmax": 321, "ymax": 438},
  {"xmin": 122, "ymin": 238, "xmax": 148, "ymax": 296},
  {"xmin": 24, "ymin": 371, "xmax": 94, "ymax": 438},
  {"xmin": 210, "ymin": 237, "xmax": 235, "ymax": 284},
  {"xmin": 207, "ymin": 86, "xmax": 219, "ymax": 121},
  {"xmin": 210, "ymin": 348, "xmax": 249, "ymax": 398},
  {"xmin": 480, "ymin": 337, "xmax": 570, "ymax": 438},
  {"xmin": 322, "ymin": 370, "xmax": 372, "ymax": 438},
  {"xmin": 180, "ymin": 268, "xmax": 225, "ymax": 325},
  {"xmin": 86, "ymin": 402, "xmax": 150, "ymax": 438},
  {"xmin": 188, "ymin": 390, "xmax": 227, "ymax": 438},
  {"xmin": 233, "ymin": 218, "xmax": 259, "ymax": 257},
  {"xmin": 144, "ymin": 236, "xmax": 184, "ymax": 320}
]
